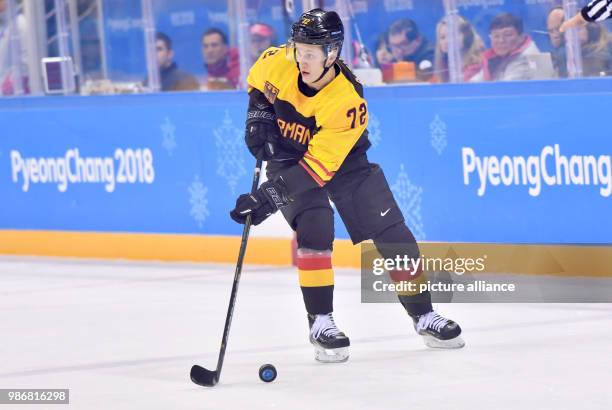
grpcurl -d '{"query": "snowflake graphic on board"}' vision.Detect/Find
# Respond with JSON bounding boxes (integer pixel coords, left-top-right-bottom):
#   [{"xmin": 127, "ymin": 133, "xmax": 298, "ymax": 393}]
[
  {"xmin": 391, "ymin": 164, "xmax": 425, "ymax": 240},
  {"xmin": 430, "ymin": 114, "xmax": 447, "ymax": 155},
  {"xmin": 214, "ymin": 111, "xmax": 247, "ymax": 194},
  {"xmin": 188, "ymin": 175, "xmax": 209, "ymax": 229},
  {"xmin": 161, "ymin": 117, "xmax": 177, "ymax": 156},
  {"xmin": 368, "ymin": 112, "xmax": 382, "ymax": 148}
]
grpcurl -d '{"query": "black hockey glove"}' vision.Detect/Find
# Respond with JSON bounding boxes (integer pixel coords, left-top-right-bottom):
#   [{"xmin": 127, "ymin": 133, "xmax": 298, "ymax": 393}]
[
  {"xmin": 245, "ymin": 120, "xmax": 278, "ymax": 160},
  {"xmin": 245, "ymin": 91, "xmax": 279, "ymax": 160},
  {"xmin": 230, "ymin": 180, "xmax": 289, "ymax": 225}
]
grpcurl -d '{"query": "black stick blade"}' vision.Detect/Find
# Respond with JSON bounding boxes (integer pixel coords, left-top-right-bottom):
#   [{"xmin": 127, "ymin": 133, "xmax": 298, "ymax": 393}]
[{"xmin": 190, "ymin": 365, "xmax": 218, "ymax": 387}]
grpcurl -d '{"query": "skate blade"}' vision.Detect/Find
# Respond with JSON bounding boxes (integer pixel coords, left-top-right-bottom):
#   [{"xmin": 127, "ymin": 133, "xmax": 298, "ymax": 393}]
[
  {"xmin": 314, "ymin": 346, "xmax": 349, "ymax": 363},
  {"xmin": 422, "ymin": 335, "xmax": 465, "ymax": 349}
]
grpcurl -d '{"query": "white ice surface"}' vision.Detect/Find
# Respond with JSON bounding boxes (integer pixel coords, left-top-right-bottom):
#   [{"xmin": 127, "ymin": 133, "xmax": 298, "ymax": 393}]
[{"xmin": 1, "ymin": 256, "xmax": 611, "ymax": 410}]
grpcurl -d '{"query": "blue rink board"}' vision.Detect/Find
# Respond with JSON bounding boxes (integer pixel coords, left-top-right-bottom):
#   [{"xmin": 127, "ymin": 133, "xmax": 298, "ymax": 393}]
[{"xmin": 0, "ymin": 79, "xmax": 610, "ymax": 244}]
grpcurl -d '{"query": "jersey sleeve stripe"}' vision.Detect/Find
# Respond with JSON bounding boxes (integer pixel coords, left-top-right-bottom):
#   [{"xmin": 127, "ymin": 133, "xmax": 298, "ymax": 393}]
[
  {"xmin": 299, "ymin": 160, "xmax": 326, "ymax": 187},
  {"xmin": 304, "ymin": 153, "xmax": 336, "ymax": 178}
]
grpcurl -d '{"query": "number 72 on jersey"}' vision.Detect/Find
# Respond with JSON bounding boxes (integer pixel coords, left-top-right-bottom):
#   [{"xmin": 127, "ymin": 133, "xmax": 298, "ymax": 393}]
[{"xmin": 346, "ymin": 103, "xmax": 367, "ymax": 129}]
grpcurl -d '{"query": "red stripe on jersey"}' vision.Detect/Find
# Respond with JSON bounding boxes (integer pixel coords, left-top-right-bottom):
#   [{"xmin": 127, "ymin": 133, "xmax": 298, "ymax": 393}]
[
  {"xmin": 299, "ymin": 160, "xmax": 326, "ymax": 187},
  {"xmin": 304, "ymin": 153, "xmax": 336, "ymax": 178},
  {"xmin": 297, "ymin": 256, "xmax": 333, "ymax": 270}
]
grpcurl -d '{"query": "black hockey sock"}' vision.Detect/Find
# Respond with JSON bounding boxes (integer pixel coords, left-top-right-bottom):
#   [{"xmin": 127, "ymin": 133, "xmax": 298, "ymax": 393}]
[
  {"xmin": 373, "ymin": 222, "xmax": 433, "ymax": 318},
  {"xmin": 301, "ymin": 285, "xmax": 334, "ymax": 315},
  {"xmin": 398, "ymin": 291, "xmax": 433, "ymax": 318}
]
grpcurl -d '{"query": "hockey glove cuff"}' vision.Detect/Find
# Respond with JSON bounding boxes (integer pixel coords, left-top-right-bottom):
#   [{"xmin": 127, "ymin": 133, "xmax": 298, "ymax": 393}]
[{"xmin": 230, "ymin": 180, "xmax": 289, "ymax": 225}]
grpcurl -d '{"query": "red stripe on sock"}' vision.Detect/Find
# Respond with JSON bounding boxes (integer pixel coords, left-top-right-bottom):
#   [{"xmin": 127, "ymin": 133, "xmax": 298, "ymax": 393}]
[
  {"xmin": 389, "ymin": 264, "xmax": 424, "ymax": 282},
  {"xmin": 297, "ymin": 256, "xmax": 332, "ymax": 270}
]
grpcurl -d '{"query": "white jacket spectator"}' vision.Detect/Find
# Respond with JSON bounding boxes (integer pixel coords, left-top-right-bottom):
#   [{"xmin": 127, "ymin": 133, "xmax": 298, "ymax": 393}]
[{"xmin": 472, "ymin": 13, "xmax": 542, "ymax": 82}]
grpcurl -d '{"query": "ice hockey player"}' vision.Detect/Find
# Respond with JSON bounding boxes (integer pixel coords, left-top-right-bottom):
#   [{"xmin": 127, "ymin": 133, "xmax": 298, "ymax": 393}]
[{"xmin": 230, "ymin": 8, "xmax": 465, "ymax": 363}]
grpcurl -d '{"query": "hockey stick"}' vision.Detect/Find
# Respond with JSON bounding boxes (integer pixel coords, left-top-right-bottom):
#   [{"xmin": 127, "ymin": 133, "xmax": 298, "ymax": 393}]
[{"xmin": 190, "ymin": 158, "xmax": 264, "ymax": 387}]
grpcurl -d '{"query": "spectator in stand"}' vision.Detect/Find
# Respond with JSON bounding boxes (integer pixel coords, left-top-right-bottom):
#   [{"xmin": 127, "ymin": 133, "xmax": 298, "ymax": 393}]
[
  {"xmin": 0, "ymin": 0, "xmax": 29, "ymax": 95},
  {"xmin": 472, "ymin": 13, "xmax": 541, "ymax": 82},
  {"xmin": 154, "ymin": 32, "xmax": 199, "ymax": 92},
  {"xmin": 548, "ymin": 7, "xmax": 612, "ymax": 77},
  {"xmin": 547, "ymin": 7, "xmax": 567, "ymax": 77},
  {"xmin": 374, "ymin": 33, "xmax": 394, "ymax": 67},
  {"xmin": 250, "ymin": 22, "xmax": 277, "ymax": 62},
  {"xmin": 579, "ymin": 21, "xmax": 612, "ymax": 76},
  {"xmin": 434, "ymin": 15, "xmax": 484, "ymax": 82},
  {"xmin": 387, "ymin": 18, "xmax": 435, "ymax": 79},
  {"xmin": 201, "ymin": 28, "xmax": 240, "ymax": 89},
  {"xmin": 548, "ymin": 7, "xmax": 565, "ymax": 49}
]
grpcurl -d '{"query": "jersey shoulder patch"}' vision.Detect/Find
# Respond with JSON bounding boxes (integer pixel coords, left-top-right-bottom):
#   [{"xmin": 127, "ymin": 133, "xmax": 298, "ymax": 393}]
[{"xmin": 248, "ymin": 46, "xmax": 290, "ymax": 92}]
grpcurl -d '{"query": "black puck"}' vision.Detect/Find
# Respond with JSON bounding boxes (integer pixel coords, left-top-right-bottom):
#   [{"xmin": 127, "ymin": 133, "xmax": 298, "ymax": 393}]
[{"xmin": 258, "ymin": 364, "xmax": 277, "ymax": 383}]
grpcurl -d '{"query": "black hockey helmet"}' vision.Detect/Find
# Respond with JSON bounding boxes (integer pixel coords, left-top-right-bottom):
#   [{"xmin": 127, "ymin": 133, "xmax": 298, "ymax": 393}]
[
  {"xmin": 291, "ymin": 8, "xmax": 344, "ymax": 52},
  {"xmin": 289, "ymin": 8, "xmax": 344, "ymax": 62}
]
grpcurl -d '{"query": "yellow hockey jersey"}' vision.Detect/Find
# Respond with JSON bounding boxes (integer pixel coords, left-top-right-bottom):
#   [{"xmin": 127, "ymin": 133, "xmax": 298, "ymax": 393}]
[{"xmin": 247, "ymin": 45, "xmax": 370, "ymax": 187}]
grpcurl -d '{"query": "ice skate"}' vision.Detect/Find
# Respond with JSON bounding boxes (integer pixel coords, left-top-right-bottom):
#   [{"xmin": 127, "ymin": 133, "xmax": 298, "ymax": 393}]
[
  {"xmin": 308, "ymin": 313, "xmax": 350, "ymax": 363},
  {"xmin": 412, "ymin": 311, "xmax": 465, "ymax": 349}
]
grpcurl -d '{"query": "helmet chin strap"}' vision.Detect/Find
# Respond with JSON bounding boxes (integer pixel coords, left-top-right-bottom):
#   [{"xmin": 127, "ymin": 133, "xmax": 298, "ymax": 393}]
[
  {"xmin": 312, "ymin": 62, "xmax": 334, "ymax": 83},
  {"xmin": 313, "ymin": 48, "xmax": 338, "ymax": 83},
  {"xmin": 295, "ymin": 47, "xmax": 337, "ymax": 85}
]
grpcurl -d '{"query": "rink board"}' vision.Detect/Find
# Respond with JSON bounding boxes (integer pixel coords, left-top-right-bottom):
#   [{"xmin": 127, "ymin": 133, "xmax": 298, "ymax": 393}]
[{"xmin": 0, "ymin": 79, "xmax": 610, "ymax": 266}]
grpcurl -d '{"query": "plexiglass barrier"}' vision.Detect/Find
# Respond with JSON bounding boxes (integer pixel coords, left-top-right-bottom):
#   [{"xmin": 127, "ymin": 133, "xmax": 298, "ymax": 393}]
[
  {"xmin": 0, "ymin": 0, "xmax": 610, "ymax": 97},
  {"xmin": 0, "ymin": 0, "xmax": 28, "ymax": 96}
]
